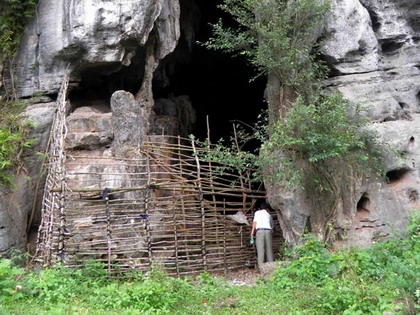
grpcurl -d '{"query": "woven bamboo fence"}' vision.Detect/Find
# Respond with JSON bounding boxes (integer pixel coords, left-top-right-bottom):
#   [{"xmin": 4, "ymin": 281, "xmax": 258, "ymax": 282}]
[
  {"xmin": 36, "ymin": 135, "xmax": 270, "ymax": 276},
  {"xmin": 34, "ymin": 77, "xmax": 281, "ymax": 277}
]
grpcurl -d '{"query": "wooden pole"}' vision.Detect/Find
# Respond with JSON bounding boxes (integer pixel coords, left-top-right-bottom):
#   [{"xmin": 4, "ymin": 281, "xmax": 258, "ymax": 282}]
[
  {"xmin": 105, "ymin": 194, "xmax": 111, "ymax": 273},
  {"xmin": 173, "ymin": 196, "xmax": 179, "ymax": 276},
  {"xmin": 145, "ymin": 153, "xmax": 153, "ymax": 270},
  {"xmin": 223, "ymin": 199, "xmax": 227, "ymax": 275},
  {"xmin": 191, "ymin": 137, "xmax": 207, "ymax": 271}
]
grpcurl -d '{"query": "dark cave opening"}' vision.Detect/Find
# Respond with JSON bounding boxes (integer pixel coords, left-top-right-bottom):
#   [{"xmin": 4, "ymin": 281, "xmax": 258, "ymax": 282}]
[
  {"xmin": 68, "ymin": 45, "xmax": 146, "ymax": 107},
  {"xmin": 67, "ymin": 1, "xmax": 267, "ymax": 146},
  {"xmin": 157, "ymin": 0, "xmax": 267, "ymax": 143},
  {"xmin": 357, "ymin": 194, "xmax": 370, "ymax": 212},
  {"xmin": 386, "ymin": 167, "xmax": 410, "ymax": 183}
]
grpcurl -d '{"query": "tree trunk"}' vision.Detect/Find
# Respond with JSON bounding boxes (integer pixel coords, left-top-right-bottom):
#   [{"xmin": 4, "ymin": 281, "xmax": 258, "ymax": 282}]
[{"xmin": 265, "ymin": 73, "xmax": 296, "ymax": 124}]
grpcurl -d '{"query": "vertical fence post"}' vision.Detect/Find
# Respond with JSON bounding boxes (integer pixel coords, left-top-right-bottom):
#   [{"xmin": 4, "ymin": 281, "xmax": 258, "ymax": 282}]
[
  {"xmin": 145, "ymin": 154, "xmax": 153, "ymax": 271},
  {"xmin": 105, "ymin": 195, "xmax": 111, "ymax": 273},
  {"xmin": 173, "ymin": 197, "xmax": 179, "ymax": 276},
  {"xmin": 223, "ymin": 199, "xmax": 227, "ymax": 275},
  {"xmin": 191, "ymin": 138, "xmax": 207, "ymax": 271}
]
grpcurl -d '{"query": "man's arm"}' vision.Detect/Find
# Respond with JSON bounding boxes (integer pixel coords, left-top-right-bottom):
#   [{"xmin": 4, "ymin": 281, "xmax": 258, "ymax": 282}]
[{"xmin": 251, "ymin": 221, "xmax": 256, "ymax": 237}]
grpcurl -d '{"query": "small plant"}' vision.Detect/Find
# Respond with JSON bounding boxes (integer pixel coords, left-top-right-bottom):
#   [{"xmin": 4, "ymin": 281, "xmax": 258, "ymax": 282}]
[{"xmin": 0, "ymin": 258, "xmax": 25, "ymax": 303}]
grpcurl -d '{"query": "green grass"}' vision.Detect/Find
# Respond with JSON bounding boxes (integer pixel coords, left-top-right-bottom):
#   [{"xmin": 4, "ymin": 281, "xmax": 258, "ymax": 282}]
[{"xmin": 1, "ymin": 213, "xmax": 419, "ymax": 315}]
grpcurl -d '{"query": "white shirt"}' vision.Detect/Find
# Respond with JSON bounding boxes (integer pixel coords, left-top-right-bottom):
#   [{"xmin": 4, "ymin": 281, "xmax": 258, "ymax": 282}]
[{"xmin": 253, "ymin": 209, "xmax": 273, "ymax": 230}]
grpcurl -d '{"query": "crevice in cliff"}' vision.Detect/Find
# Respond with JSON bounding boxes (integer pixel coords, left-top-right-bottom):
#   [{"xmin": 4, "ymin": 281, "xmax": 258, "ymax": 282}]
[
  {"xmin": 355, "ymin": 193, "xmax": 372, "ymax": 224},
  {"xmin": 380, "ymin": 38, "xmax": 405, "ymax": 55},
  {"xmin": 407, "ymin": 188, "xmax": 419, "ymax": 202}
]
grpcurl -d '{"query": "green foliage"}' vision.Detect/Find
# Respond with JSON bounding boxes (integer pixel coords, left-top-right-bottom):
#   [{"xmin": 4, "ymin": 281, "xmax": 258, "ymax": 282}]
[
  {"xmin": 19, "ymin": 262, "xmax": 194, "ymax": 314},
  {"xmin": 1, "ymin": 215, "xmax": 419, "ymax": 314},
  {"xmin": 191, "ymin": 128, "xmax": 261, "ymax": 186},
  {"xmin": 194, "ymin": 93, "xmax": 385, "ymax": 191},
  {"xmin": 407, "ymin": 210, "xmax": 420, "ymax": 242},
  {"xmin": 266, "ymin": 217, "xmax": 420, "ymax": 314},
  {"xmin": 0, "ymin": 258, "xmax": 25, "ymax": 305},
  {"xmin": 94, "ymin": 269, "xmax": 192, "ymax": 312},
  {"xmin": 0, "ymin": 0, "xmax": 38, "ymax": 57},
  {"xmin": 203, "ymin": 0, "xmax": 330, "ymax": 93},
  {"xmin": 270, "ymin": 234, "xmax": 337, "ymax": 289},
  {"xmin": 259, "ymin": 93, "xmax": 385, "ymax": 189},
  {"xmin": 0, "ymin": 99, "xmax": 35, "ymax": 187}
]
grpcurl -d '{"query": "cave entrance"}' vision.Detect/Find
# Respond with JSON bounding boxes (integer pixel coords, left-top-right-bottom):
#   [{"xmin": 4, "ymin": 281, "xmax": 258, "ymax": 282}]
[
  {"xmin": 64, "ymin": 1, "xmax": 266, "ymax": 191},
  {"xmin": 357, "ymin": 193, "xmax": 370, "ymax": 212},
  {"xmin": 153, "ymin": 0, "xmax": 267, "ymax": 143},
  {"xmin": 150, "ymin": 0, "xmax": 267, "ymax": 206},
  {"xmin": 66, "ymin": 1, "xmax": 266, "ymax": 145}
]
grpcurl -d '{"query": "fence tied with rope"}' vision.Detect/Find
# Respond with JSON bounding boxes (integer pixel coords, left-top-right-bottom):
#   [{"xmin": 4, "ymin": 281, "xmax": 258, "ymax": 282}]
[{"xmin": 34, "ymin": 78, "xmax": 279, "ymax": 277}]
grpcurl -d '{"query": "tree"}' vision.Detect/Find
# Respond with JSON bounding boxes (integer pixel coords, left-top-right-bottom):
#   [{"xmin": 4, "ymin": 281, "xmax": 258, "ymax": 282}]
[
  {"xmin": 202, "ymin": 0, "xmax": 386, "ymax": 244},
  {"xmin": 203, "ymin": 0, "xmax": 330, "ymax": 121}
]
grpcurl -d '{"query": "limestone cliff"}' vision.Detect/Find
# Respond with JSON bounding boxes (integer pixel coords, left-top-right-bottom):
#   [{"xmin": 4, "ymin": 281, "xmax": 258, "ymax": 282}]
[
  {"xmin": 1, "ymin": 0, "xmax": 420, "ymax": 254},
  {"xmin": 267, "ymin": 0, "xmax": 420, "ymax": 247}
]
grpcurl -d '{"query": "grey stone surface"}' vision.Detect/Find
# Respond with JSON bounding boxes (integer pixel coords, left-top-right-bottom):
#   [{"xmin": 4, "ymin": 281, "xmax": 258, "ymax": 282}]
[
  {"xmin": 323, "ymin": 0, "xmax": 420, "ymax": 247},
  {"xmin": 14, "ymin": 0, "xmax": 180, "ymax": 98},
  {"xmin": 110, "ymin": 90, "xmax": 143, "ymax": 150}
]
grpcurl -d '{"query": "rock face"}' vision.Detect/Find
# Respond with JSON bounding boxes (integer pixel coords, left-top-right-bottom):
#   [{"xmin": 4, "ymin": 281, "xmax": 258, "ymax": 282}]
[
  {"xmin": 266, "ymin": 0, "xmax": 420, "ymax": 247},
  {"xmin": 1, "ymin": 0, "xmax": 186, "ymax": 254},
  {"xmin": 0, "ymin": 102, "xmax": 56, "ymax": 254},
  {"xmin": 15, "ymin": 0, "xmax": 180, "ymax": 98},
  {"xmin": 1, "ymin": 0, "xmax": 420, "ymax": 254},
  {"xmin": 326, "ymin": 0, "xmax": 420, "ymax": 247}
]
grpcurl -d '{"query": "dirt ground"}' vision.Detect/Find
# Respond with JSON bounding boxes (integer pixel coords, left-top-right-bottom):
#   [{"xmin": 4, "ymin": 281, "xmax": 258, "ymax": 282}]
[{"xmin": 212, "ymin": 267, "xmax": 262, "ymax": 286}]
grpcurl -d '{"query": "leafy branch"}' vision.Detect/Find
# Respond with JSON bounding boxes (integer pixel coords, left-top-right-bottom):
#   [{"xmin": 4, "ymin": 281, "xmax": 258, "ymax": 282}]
[
  {"xmin": 203, "ymin": 0, "xmax": 330, "ymax": 94},
  {"xmin": 259, "ymin": 93, "xmax": 386, "ymax": 191}
]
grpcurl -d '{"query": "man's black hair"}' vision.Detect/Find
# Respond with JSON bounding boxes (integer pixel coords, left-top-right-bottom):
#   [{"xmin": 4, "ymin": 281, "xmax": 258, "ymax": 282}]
[{"xmin": 258, "ymin": 201, "xmax": 268, "ymax": 209}]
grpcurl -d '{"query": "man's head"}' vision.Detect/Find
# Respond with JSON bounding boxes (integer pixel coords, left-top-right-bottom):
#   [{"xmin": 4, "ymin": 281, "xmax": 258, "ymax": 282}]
[{"xmin": 258, "ymin": 201, "xmax": 268, "ymax": 210}]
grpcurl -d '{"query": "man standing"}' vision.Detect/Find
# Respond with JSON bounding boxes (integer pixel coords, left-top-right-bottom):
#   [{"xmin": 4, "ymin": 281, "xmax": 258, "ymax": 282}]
[{"xmin": 250, "ymin": 202, "xmax": 274, "ymax": 271}]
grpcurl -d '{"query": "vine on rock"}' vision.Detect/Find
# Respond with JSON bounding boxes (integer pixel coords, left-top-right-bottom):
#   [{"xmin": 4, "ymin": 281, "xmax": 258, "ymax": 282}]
[
  {"xmin": 0, "ymin": 0, "xmax": 37, "ymax": 57},
  {"xmin": 0, "ymin": 1, "xmax": 38, "ymax": 187}
]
